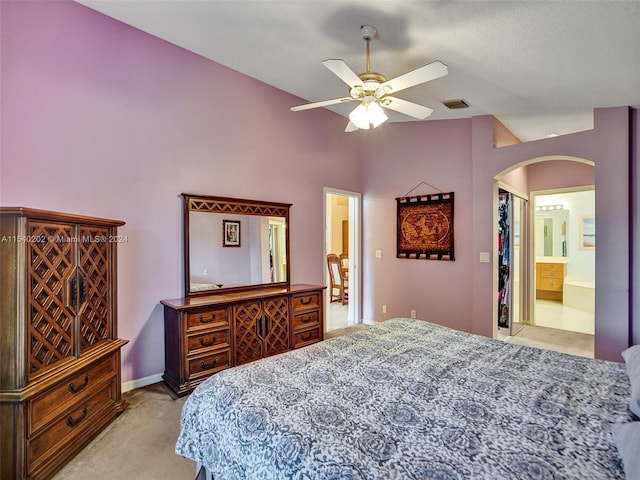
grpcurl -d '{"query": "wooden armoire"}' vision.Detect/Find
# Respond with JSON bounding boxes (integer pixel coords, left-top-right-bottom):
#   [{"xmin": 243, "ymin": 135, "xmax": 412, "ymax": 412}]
[{"xmin": 0, "ymin": 207, "xmax": 128, "ymax": 480}]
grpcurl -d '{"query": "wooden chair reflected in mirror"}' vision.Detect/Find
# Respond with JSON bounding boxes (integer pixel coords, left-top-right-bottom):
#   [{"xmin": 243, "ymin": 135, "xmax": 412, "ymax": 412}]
[{"xmin": 327, "ymin": 253, "xmax": 348, "ymax": 305}]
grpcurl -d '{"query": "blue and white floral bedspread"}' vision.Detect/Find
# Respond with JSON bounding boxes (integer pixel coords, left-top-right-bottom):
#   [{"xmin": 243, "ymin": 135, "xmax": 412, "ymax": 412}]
[{"xmin": 176, "ymin": 318, "xmax": 631, "ymax": 479}]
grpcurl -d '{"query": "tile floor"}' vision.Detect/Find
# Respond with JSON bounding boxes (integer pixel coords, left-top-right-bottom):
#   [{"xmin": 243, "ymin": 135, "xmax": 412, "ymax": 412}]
[{"xmin": 326, "ymin": 301, "xmax": 349, "ymax": 332}]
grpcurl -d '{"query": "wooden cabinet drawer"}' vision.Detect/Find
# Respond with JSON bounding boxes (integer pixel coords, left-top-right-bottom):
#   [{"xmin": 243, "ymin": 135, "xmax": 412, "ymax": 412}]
[
  {"xmin": 293, "ymin": 311, "xmax": 320, "ymax": 329},
  {"xmin": 29, "ymin": 356, "xmax": 115, "ymax": 435},
  {"xmin": 540, "ymin": 263, "xmax": 564, "ymax": 272},
  {"xmin": 540, "ymin": 269, "xmax": 563, "ymax": 279},
  {"xmin": 540, "ymin": 277, "xmax": 563, "ymax": 291},
  {"xmin": 292, "ymin": 293, "xmax": 320, "ymax": 311},
  {"xmin": 186, "ymin": 329, "xmax": 230, "ymax": 355},
  {"xmin": 28, "ymin": 378, "xmax": 116, "ymax": 472},
  {"xmin": 293, "ymin": 328, "xmax": 321, "ymax": 348},
  {"xmin": 186, "ymin": 308, "xmax": 227, "ymax": 331},
  {"xmin": 188, "ymin": 350, "xmax": 231, "ymax": 378}
]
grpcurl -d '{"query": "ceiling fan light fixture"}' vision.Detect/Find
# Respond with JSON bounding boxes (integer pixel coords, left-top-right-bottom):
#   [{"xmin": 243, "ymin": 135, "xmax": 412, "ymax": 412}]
[{"xmin": 348, "ymin": 101, "xmax": 388, "ymax": 130}]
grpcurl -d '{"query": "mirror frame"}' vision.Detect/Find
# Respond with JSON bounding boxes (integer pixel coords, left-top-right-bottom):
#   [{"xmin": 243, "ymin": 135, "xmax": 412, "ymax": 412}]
[{"xmin": 182, "ymin": 193, "xmax": 291, "ymax": 297}]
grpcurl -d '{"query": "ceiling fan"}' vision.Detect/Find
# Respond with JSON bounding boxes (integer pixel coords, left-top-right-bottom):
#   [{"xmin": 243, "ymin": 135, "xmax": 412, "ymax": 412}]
[{"xmin": 290, "ymin": 25, "xmax": 448, "ymax": 132}]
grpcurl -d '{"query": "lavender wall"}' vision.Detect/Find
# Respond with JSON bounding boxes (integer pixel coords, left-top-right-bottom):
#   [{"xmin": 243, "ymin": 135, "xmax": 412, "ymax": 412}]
[
  {"xmin": 0, "ymin": 1, "xmax": 362, "ymax": 383},
  {"xmin": 361, "ymin": 110, "xmax": 635, "ymax": 361},
  {"xmin": 2, "ymin": 2, "xmax": 637, "ymax": 386}
]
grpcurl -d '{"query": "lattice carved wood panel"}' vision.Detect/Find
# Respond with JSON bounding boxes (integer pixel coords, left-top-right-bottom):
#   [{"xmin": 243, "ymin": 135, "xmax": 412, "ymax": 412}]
[
  {"xmin": 263, "ymin": 297, "xmax": 290, "ymax": 356},
  {"xmin": 27, "ymin": 222, "xmax": 76, "ymax": 375},
  {"xmin": 233, "ymin": 302, "xmax": 263, "ymax": 365},
  {"xmin": 78, "ymin": 226, "xmax": 111, "ymax": 352},
  {"xmin": 187, "ymin": 198, "xmax": 288, "ymax": 217}
]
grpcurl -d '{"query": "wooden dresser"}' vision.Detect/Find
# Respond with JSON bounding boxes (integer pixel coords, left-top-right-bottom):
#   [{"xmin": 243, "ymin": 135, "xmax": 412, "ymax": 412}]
[
  {"xmin": 161, "ymin": 285, "xmax": 324, "ymax": 396},
  {"xmin": 536, "ymin": 261, "xmax": 566, "ymax": 301},
  {"xmin": 0, "ymin": 208, "xmax": 128, "ymax": 480}
]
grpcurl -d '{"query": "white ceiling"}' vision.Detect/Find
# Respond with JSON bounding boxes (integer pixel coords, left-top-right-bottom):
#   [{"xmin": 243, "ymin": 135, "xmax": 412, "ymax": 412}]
[{"xmin": 77, "ymin": 0, "xmax": 640, "ymax": 142}]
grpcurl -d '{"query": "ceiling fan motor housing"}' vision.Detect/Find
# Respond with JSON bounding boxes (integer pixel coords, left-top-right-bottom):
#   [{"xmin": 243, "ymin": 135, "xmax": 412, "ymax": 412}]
[{"xmin": 360, "ymin": 25, "xmax": 377, "ymax": 40}]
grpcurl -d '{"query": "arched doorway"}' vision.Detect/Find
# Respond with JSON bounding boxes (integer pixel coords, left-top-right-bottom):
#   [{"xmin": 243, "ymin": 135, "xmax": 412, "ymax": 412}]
[{"xmin": 495, "ymin": 157, "xmax": 595, "ymax": 357}]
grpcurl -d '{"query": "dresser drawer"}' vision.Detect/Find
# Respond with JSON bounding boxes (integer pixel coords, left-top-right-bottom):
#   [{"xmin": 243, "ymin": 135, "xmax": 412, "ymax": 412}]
[
  {"xmin": 27, "ymin": 378, "xmax": 117, "ymax": 472},
  {"xmin": 540, "ymin": 277, "xmax": 563, "ymax": 291},
  {"xmin": 293, "ymin": 328, "xmax": 321, "ymax": 348},
  {"xmin": 539, "ymin": 263, "xmax": 564, "ymax": 273},
  {"xmin": 186, "ymin": 329, "xmax": 230, "ymax": 355},
  {"xmin": 292, "ymin": 292, "xmax": 320, "ymax": 311},
  {"xmin": 186, "ymin": 308, "xmax": 228, "ymax": 331},
  {"xmin": 540, "ymin": 269, "xmax": 563, "ymax": 279},
  {"xmin": 293, "ymin": 311, "xmax": 320, "ymax": 330},
  {"xmin": 188, "ymin": 350, "xmax": 231, "ymax": 378},
  {"xmin": 29, "ymin": 356, "xmax": 116, "ymax": 435}
]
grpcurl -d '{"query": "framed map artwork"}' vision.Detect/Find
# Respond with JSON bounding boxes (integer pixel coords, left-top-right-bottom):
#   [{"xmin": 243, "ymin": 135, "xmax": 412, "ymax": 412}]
[{"xmin": 396, "ymin": 192, "xmax": 454, "ymax": 260}]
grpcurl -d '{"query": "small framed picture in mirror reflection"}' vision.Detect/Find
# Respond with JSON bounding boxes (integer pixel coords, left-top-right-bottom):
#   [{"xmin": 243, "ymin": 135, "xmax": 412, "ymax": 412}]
[{"xmin": 223, "ymin": 220, "xmax": 241, "ymax": 247}]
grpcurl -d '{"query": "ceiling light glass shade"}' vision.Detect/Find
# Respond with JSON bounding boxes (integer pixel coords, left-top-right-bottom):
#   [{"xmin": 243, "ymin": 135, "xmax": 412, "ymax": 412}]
[
  {"xmin": 348, "ymin": 104, "xmax": 370, "ymax": 130},
  {"xmin": 367, "ymin": 101, "xmax": 388, "ymax": 128},
  {"xmin": 348, "ymin": 101, "xmax": 389, "ymax": 130}
]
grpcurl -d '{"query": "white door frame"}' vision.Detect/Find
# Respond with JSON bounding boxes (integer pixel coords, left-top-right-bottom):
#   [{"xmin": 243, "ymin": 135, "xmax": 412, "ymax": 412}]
[{"xmin": 323, "ymin": 187, "xmax": 362, "ymax": 326}]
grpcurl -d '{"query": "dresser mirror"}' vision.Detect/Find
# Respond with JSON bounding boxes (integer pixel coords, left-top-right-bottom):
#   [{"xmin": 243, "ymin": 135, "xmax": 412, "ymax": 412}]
[{"xmin": 183, "ymin": 193, "xmax": 291, "ymax": 297}]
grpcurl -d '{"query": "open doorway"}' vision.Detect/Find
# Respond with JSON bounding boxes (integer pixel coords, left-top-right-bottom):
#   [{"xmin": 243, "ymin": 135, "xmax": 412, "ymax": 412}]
[
  {"xmin": 324, "ymin": 188, "xmax": 361, "ymax": 332},
  {"xmin": 531, "ymin": 188, "xmax": 595, "ymax": 337}
]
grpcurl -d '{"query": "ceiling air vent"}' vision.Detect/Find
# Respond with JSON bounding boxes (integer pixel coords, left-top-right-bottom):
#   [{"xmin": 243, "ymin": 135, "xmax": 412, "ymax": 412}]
[{"xmin": 443, "ymin": 99, "xmax": 470, "ymax": 109}]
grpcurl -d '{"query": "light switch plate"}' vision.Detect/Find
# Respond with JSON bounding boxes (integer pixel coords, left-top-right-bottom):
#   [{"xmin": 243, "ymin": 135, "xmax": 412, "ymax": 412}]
[{"xmin": 479, "ymin": 252, "xmax": 490, "ymax": 263}]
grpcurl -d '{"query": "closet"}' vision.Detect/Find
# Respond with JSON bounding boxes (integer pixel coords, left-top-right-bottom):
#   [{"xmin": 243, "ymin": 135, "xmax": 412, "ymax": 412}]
[
  {"xmin": 0, "ymin": 207, "xmax": 127, "ymax": 480},
  {"xmin": 497, "ymin": 189, "xmax": 528, "ymax": 335}
]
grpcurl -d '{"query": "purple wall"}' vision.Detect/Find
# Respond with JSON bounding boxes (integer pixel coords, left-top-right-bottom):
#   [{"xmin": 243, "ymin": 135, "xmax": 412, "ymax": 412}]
[
  {"xmin": 0, "ymin": 1, "xmax": 361, "ymax": 383},
  {"xmin": 2, "ymin": 2, "xmax": 638, "ymax": 384}
]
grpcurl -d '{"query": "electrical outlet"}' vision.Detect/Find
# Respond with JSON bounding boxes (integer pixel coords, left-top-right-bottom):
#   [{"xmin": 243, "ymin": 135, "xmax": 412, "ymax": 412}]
[
  {"xmin": 203, "ymin": 269, "xmax": 208, "ymax": 276},
  {"xmin": 410, "ymin": 309, "xmax": 416, "ymax": 319},
  {"xmin": 382, "ymin": 305, "xmax": 387, "ymax": 314}
]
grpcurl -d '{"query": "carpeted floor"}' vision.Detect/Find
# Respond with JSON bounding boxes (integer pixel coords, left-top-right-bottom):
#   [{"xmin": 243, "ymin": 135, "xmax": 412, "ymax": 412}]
[{"xmin": 52, "ymin": 382, "xmax": 196, "ymax": 480}]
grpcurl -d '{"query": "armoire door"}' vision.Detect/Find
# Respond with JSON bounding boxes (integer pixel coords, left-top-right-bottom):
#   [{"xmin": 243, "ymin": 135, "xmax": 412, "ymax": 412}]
[
  {"xmin": 78, "ymin": 225, "xmax": 112, "ymax": 354},
  {"xmin": 27, "ymin": 221, "xmax": 77, "ymax": 378}
]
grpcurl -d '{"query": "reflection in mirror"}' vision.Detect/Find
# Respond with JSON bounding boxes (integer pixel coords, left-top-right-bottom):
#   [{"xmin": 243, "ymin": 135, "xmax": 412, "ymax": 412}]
[
  {"xmin": 535, "ymin": 205, "xmax": 568, "ymax": 257},
  {"xmin": 189, "ymin": 212, "xmax": 287, "ymax": 293},
  {"xmin": 183, "ymin": 194, "xmax": 290, "ymax": 297}
]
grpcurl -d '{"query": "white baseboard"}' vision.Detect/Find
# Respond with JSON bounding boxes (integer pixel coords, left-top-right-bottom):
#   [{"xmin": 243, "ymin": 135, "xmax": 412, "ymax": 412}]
[{"xmin": 121, "ymin": 373, "xmax": 163, "ymax": 393}]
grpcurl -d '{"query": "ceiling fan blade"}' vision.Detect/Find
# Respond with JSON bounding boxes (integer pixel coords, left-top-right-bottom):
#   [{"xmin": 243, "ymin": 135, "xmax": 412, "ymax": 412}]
[
  {"xmin": 290, "ymin": 96, "xmax": 355, "ymax": 112},
  {"xmin": 323, "ymin": 59, "xmax": 364, "ymax": 89},
  {"xmin": 377, "ymin": 60, "xmax": 448, "ymax": 96},
  {"xmin": 345, "ymin": 121, "xmax": 359, "ymax": 132},
  {"xmin": 381, "ymin": 97, "xmax": 434, "ymax": 119}
]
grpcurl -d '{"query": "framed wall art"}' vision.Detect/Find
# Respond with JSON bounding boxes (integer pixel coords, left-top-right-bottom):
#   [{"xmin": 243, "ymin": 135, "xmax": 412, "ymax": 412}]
[
  {"xmin": 222, "ymin": 219, "xmax": 241, "ymax": 247},
  {"xmin": 396, "ymin": 192, "xmax": 454, "ymax": 260},
  {"xmin": 579, "ymin": 216, "xmax": 595, "ymax": 250}
]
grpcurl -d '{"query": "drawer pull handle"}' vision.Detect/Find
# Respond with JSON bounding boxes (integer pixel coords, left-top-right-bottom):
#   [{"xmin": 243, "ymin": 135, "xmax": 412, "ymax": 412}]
[
  {"xmin": 68, "ymin": 373, "xmax": 90, "ymax": 394},
  {"xmin": 199, "ymin": 358, "xmax": 219, "ymax": 370},
  {"xmin": 300, "ymin": 297, "xmax": 312, "ymax": 305},
  {"xmin": 66, "ymin": 405, "xmax": 88, "ymax": 427},
  {"xmin": 301, "ymin": 315, "xmax": 313, "ymax": 323},
  {"xmin": 198, "ymin": 314, "xmax": 214, "ymax": 323},
  {"xmin": 301, "ymin": 332, "xmax": 314, "ymax": 341},
  {"xmin": 199, "ymin": 335, "xmax": 218, "ymax": 347}
]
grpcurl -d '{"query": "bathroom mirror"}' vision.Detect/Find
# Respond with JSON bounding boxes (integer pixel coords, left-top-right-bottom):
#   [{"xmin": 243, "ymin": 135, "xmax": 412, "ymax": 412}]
[
  {"xmin": 183, "ymin": 194, "xmax": 290, "ymax": 297},
  {"xmin": 534, "ymin": 207, "xmax": 568, "ymax": 257}
]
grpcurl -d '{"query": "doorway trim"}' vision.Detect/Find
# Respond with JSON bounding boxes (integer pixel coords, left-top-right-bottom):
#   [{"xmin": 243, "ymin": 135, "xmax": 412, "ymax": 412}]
[{"xmin": 323, "ymin": 187, "xmax": 362, "ymax": 327}]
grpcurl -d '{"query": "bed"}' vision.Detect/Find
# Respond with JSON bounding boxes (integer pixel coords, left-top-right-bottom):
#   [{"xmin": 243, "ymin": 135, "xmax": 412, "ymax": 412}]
[{"xmin": 176, "ymin": 318, "xmax": 633, "ymax": 479}]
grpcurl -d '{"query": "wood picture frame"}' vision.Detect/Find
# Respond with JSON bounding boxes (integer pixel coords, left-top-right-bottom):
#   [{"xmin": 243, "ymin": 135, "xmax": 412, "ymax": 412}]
[{"xmin": 222, "ymin": 219, "xmax": 241, "ymax": 247}]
